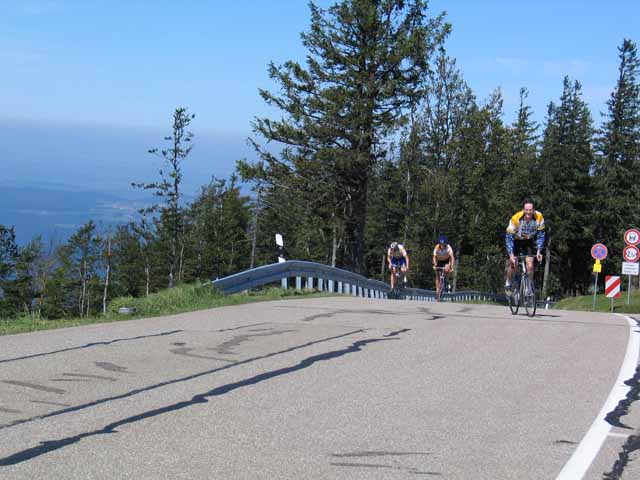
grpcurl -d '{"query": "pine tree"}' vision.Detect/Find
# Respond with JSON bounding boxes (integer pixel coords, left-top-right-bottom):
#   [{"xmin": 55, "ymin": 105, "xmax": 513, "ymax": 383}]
[
  {"xmin": 133, "ymin": 107, "xmax": 194, "ymax": 288},
  {"xmin": 539, "ymin": 77, "xmax": 595, "ymax": 296},
  {"xmin": 0, "ymin": 225, "xmax": 18, "ymax": 317},
  {"xmin": 246, "ymin": 0, "xmax": 449, "ymax": 273},
  {"xmin": 594, "ymin": 39, "xmax": 640, "ymax": 260}
]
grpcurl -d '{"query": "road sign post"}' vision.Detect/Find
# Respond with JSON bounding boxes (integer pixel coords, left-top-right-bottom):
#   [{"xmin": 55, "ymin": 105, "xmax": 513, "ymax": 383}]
[
  {"xmin": 592, "ymin": 260, "xmax": 602, "ymax": 311},
  {"xmin": 591, "ymin": 245, "xmax": 607, "ymax": 311},
  {"xmin": 622, "ymin": 261, "xmax": 639, "ymax": 305},
  {"xmin": 623, "ymin": 229, "xmax": 640, "ymax": 302},
  {"xmin": 605, "ymin": 275, "xmax": 621, "ymax": 313}
]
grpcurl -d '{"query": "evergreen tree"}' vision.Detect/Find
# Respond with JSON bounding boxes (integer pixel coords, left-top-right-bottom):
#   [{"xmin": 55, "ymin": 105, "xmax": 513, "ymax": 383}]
[
  {"xmin": 594, "ymin": 39, "xmax": 640, "ymax": 260},
  {"xmin": 539, "ymin": 77, "xmax": 595, "ymax": 296},
  {"xmin": 133, "ymin": 107, "xmax": 195, "ymax": 288},
  {"xmin": 0, "ymin": 225, "xmax": 18, "ymax": 317},
  {"xmin": 245, "ymin": 0, "xmax": 449, "ymax": 273},
  {"xmin": 56, "ymin": 221, "xmax": 101, "ymax": 317}
]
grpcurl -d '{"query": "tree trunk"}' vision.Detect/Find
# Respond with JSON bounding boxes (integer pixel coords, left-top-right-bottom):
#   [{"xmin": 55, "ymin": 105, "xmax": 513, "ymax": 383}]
[
  {"xmin": 542, "ymin": 239, "xmax": 551, "ymax": 300},
  {"xmin": 145, "ymin": 265, "xmax": 150, "ymax": 297},
  {"xmin": 102, "ymin": 235, "xmax": 111, "ymax": 315},
  {"xmin": 178, "ymin": 241, "xmax": 185, "ymax": 283},
  {"xmin": 342, "ymin": 173, "xmax": 368, "ymax": 274},
  {"xmin": 250, "ymin": 191, "xmax": 261, "ymax": 269},
  {"xmin": 452, "ymin": 242, "xmax": 461, "ymax": 292}
]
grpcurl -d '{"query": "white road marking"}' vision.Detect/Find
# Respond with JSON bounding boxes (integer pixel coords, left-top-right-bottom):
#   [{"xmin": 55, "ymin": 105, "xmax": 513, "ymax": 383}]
[{"xmin": 555, "ymin": 314, "xmax": 639, "ymax": 480}]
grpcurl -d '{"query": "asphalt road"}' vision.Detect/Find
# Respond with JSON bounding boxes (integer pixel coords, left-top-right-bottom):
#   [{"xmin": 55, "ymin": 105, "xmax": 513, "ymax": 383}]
[{"xmin": 0, "ymin": 297, "xmax": 639, "ymax": 479}]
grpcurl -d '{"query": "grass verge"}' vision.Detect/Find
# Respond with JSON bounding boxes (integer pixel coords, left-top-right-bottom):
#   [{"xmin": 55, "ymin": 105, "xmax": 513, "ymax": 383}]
[
  {"xmin": 0, "ymin": 283, "xmax": 334, "ymax": 336},
  {"xmin": 554, "ymin": 289, "xmax": 640, "ymax": 314}
]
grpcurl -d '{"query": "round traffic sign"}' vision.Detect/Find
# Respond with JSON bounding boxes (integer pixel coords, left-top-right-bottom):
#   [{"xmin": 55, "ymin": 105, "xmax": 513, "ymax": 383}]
[
  {"xmin": 591, "ymin": 243, "xmax": 608, "ymax": 260},
  {"xmin": 624, "ymin": 228, "xmax": 640, "ymax": 246},
  {"xmin": 623, "ymin": 245, "xmax": 640, "ymax": 262}
]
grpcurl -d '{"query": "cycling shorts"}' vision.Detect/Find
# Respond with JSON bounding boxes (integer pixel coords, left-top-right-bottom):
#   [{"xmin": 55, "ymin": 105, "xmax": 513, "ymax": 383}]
[
  {"xmin": 436, "ymin": 259, "xmax": 450, "ymax": 269},
  {"xmin": 513, "ymin": 239, "xmax": 536, "ymax": 256},
  {"xmin": 391, "ymin": 257, "xmax": 407, "ymax": 268}
]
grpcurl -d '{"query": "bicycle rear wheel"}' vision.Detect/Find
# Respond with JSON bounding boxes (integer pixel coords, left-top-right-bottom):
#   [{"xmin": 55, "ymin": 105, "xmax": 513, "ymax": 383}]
[{"xmin": 522, "ymin": 276, "xmax": 537, "ymax": 317}]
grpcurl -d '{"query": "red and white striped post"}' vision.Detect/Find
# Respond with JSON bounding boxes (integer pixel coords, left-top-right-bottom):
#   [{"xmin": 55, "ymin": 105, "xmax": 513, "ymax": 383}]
[{"xmin": 605, "ymin": 275, "xmax": 621, "ymax": 313}]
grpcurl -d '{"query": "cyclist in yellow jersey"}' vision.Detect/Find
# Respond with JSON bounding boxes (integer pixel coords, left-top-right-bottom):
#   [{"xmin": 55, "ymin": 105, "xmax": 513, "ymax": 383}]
[
  {"xmin": 505, "ymin": 198, "xmax": 546, "ymax": 292},
  {"xmin": 432, "ymin": 234, "xmax": 455, "ymax": 293}
]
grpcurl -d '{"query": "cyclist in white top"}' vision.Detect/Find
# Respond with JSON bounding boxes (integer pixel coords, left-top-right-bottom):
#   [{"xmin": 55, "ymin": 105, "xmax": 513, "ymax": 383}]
[{"xmin": 387, "ymin": 242, "xmax": 409, "ymax": 289}]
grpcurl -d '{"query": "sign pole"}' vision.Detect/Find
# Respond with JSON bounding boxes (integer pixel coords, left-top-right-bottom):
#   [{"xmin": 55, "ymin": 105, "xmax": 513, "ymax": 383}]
[
  {"xmin": 593, "ymin": 272, "xmax": 598, "ymax": 311},
  {"xmin": 628, "ymin": 276, "xmax": 631, "ymax": 305},
  {"xmin": 611, "ymin": 296, "xmax": 614, "ymax": 313}
]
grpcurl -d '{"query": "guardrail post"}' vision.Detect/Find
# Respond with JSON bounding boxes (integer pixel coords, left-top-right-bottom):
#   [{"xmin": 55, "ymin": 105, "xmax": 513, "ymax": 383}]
[
  {"xmin": 318, "ymin": 278, "xmax": 324, "ymax": 291},
  {"xmin": 307, "ymin": 276, "xmax": 313, "ymax": 291},
  {"xmin": 281, "ymin": 277, "xmax": 288, "ymax": 289},
  {"xmin": 296, "ymin": 276, "xmax": 302, "ymax": 291},
  {"xmin": 329, "ymin": 279, "xmax": 334, "ymax": 292},
  {"xmin": 351, "ymin": 284, "xmax": 357, "ymax": 296}
]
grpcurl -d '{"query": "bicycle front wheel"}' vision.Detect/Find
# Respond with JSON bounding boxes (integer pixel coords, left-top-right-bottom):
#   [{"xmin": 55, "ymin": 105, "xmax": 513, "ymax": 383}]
[
  {"xmin": 522, "ymin": 276, "xmax": 537, "ymax": 317},
  {"xmin": 508, "ymin": 288, "xmax": 519, "ymax": 314}
]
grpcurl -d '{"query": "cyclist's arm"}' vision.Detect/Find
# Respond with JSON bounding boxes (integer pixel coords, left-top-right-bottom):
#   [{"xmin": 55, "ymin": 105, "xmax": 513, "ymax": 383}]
[
  {"xmin": 535, "ymin": 230, "xmax": 546, "ymax": 252},
  {"xmin": 386, "ymin": 250, "xmax": 392, "ymax": 267},
  {"xmin": 448, "ymin": 245, "xmax": 455, "ymax": 268},
  {"xmin": 402, "ymin": 247, "xmax": 410, "ymax": 269},
  {"xmin": 505, "ymin": 233, "xmax": 515, "ymax": 255}
]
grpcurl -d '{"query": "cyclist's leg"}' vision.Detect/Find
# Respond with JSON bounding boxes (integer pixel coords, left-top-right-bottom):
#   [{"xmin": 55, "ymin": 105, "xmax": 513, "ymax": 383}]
[
  {"xmin": 390, "ymin": 262, "xmax": 396, "ymax": 288},
  {"xmin": 525, "ymin": 240, "xmax": 536, "ymax": 285},
  {"xmin": 506, "ymin": 241, "xmax": 521, "ymax": 290}
]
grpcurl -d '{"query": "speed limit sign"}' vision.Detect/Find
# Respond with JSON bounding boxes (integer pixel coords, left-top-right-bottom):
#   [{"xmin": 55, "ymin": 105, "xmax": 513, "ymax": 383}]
[
  {"xmin": 623, "ymin": 245, "xmax": 640, "ymax": 262},
  {"xmin": 624, "ymin": 228, "xmax": 640, "ymax": 246}
]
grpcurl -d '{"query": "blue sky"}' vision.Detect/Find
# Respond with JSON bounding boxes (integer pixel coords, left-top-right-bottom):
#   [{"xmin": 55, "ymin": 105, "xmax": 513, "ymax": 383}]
[{"xmin": 1, "ymin": 0, "xmax": 639, "ymax": 193}]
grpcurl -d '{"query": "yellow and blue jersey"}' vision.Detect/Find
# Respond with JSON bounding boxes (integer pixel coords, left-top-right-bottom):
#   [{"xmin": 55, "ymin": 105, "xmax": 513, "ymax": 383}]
[{"xmin": 505, "ymin": 210, "xmax": 546, "ymax": 254}]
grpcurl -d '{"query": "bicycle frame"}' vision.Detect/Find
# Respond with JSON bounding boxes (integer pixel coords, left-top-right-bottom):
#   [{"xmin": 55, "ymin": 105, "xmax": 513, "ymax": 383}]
[
  {"xmin": 508, "ymin": 255, "xmax": 537, "ymax": 317},
  {"xmin": 435, "ymin": 266, "xmax": 449, "ymax": 301}
]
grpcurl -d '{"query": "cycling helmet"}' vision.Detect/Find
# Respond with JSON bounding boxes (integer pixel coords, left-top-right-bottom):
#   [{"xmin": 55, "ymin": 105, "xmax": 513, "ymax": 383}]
[
  {"xmin": 390, "ymin": 241, "xmax": 398, "ymax": 250},
  {"xmin": 438, "ymin": 234, "xmax": 448, "ymax": 244}
]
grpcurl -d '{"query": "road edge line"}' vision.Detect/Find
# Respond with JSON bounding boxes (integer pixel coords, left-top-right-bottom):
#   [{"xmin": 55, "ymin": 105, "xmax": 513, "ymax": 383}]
[{"xmin": 555, "ymin": 314, "xmax": 639, "ymax": 480}]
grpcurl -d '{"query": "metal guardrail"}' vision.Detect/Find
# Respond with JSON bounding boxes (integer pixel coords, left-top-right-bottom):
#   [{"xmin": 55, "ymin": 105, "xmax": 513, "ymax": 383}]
[
  {"xmin": 212, "ymin": 260, "xmax": 389, "ymax": 297},
  {"xmin": 212, "ymin": 260, "xmax": 507, "ymax": 303}
]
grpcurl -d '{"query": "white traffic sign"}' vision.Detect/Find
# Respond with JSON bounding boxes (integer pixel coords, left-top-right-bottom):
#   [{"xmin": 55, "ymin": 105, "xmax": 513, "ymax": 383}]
[
  {"xmin": 624, "ymin": 228, "xmax": 640, "ymax": 246},
  {"xmin": 622, "ymin": 262, "xmax": 640, "ymax": 276},
  {"xmin": 623, "ymin": 245, "xmax": 640, "ymax": 262},
  {"xmin": 605, "ymin": 276, "xmax": 621, "ymax": 298}
]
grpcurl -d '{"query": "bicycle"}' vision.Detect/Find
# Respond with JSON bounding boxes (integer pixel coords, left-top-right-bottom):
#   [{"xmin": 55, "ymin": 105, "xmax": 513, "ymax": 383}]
[
  {"xmin": 389, "ymin": 266, "xmax": 407, "ymax": 300},
  {"xmin": 435, "ymin": 266, "xmax": 449, "ymax": 302},
  {"xmin": 508, "ymin": 255, "xmax": 537, "ymax": 317}
]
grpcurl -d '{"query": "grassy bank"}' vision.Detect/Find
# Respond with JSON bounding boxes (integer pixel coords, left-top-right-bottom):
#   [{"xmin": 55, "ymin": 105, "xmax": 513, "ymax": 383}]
[
  {"xmin": 554, "ymin": 289, "xmax": 640, "ymax": 314},
  {"xmin": 0, "ymin": 283, "xmax": 333, "ymax": 336}
]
